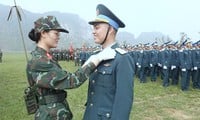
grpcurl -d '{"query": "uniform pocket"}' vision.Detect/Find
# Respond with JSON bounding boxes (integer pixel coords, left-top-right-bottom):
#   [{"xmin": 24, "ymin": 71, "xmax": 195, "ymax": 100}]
[
  {"xmin": 96, "ymin": 66, "xmax": 114, "ymax": 88},
  {"xmin": 97, "ymin": 108, "xmax": 112, "ymax": 120},
  {"xmin": 98, "ymin": 66, "xmax": 112, "ymax": 75}
]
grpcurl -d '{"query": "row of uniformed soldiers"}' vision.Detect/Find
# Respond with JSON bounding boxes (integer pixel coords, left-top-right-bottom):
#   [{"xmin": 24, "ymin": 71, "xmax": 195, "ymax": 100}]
[
  {"xmin": 74, "ymin": 47, "xmax": 100, "ymax": 66},
  {"xmin": 50, "ymin": 49, "xmax": 74, "ymax": 61},
  {"xmin": 127, "ymin": 41, "xmax": 200, "ymax": 91},
  {"xmin": 49, "ymin": 41, "xmax": 200, "ymax": 91},
  {"xmin": 50, "ymin": 47, "xmax": 99, "ymax": 66}
]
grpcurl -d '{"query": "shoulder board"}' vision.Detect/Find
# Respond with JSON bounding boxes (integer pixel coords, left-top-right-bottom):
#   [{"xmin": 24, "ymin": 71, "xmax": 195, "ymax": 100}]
[
  {"xmin": 115, "ymin": 48, "xmax": 127, "ymax": 55},
  {"xmin": 92, "ymin": 49, "xmax": 101, "ymax": 55}
]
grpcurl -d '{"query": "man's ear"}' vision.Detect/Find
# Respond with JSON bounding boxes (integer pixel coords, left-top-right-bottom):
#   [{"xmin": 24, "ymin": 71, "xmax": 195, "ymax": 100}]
[{"xmin": 109, "ymin": 26, "xmax": 117, "ymax": 35}]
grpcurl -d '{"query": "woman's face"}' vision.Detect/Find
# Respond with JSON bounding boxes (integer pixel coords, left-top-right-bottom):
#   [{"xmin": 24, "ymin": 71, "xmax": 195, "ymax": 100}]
[
  {"xmin": 92, "ymin": 23, "xmax": 109, "ymax": 44},
  {"xmin": 43, "ymin": 30, "xmax": 60, "ymax": 48}
]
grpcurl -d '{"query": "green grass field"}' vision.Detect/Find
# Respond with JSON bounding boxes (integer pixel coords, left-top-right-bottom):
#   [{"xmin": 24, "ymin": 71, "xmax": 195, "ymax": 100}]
[{"xmin": 0, "ymin": 52, "xmax": 200, "ymax": 120}]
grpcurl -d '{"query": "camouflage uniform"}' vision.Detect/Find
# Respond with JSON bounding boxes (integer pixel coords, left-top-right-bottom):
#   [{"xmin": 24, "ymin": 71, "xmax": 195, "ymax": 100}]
[
  {"xmin": 26, "ymin": 15, "xmax": 97, "ymax": 120},
  {"xmin": 26, "ymin": 47, "xmax": 95, "ymax": 120}
]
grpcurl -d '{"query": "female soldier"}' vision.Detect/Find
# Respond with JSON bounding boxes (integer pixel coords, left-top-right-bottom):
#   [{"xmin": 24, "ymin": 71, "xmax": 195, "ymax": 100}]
[{"xmin": 26, "ymin": 15, "xmax": 115, "ymax": 120}]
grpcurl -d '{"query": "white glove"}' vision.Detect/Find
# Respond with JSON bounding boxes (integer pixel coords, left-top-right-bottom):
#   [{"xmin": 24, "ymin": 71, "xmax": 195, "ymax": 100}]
[
  {"xmin": 194, "ymin": 67, "xmax": 197, "ymax": 70},
  {"xmin": 138, "ymin": 65, "xmax": 141, "ymax": 68},
  {"xmin": 173, "ymin": 66, "xmax": 176, "ymax": 69},
  {"xmin": 181, "ymin": 68, "xmax": 186, "ymax": 71},
  {"xmin": 163, "ymin": 65, "xmax": 167, "ymax": 69},
  {"xmin": 82, "ymin": 47, "xmax": 116, "ymax": 67},
  {"xmin": 96, "ymin": 47, "xmax": 116, "ymax": 61},
  {"xmin": 83, "ymin": 55, "xmax": 97, "ymax": 67},
  {"xmin": 171, "ymin": 65, "xmax": 176, "ymax": 70},
  {"xmin": 150, "ymin": 64, "xmax": 153, "ymax": 67}
]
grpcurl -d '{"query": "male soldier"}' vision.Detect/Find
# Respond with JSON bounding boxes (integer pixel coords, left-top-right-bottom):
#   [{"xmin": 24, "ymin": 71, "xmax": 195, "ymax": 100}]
[
  {"xmin": 170, "ymin": 42, "xmax": 180, "ymax": 85},
  {"xmin": 74, "ymin": 48, "xmax": 80, "ymax": 66},
  {"xmin": 179, "ymin": 41, "xmax": 193, "ymax": 91},
  {"xmin": 80, "ymin": 47, "xmax": 87, "ymax": 65},
  {"xmin": 191, "ymin": 41, "xmax": 200, "ymax": 89},
  {"xmin": 160, "ymin": 42, "xmax": 172, "ymax": 87},
  {"xmin": 83, "ymin": 4, "xmax": 135, "ymax": 120},
  {"xmin": 149, "ymin": 42, "xmax": 159, "ymax": 82},
  {"xmin": 138, "ymin": 44, "xmax": 150, "ymax": 83},
  {"xmin": 0, "ymin": 49, "xmax": 2, "ymax": 63}
]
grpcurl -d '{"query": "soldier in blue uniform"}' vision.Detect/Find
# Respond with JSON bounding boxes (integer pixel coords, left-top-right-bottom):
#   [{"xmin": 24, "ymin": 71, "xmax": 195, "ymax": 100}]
[
  {"xmin": 83, "ymin": 4, "xmax": 135, "ymax": 120},
  {"xmin": 80, "ymin": 48, "xmax": 87, "ymax": 65},
  {"xmin": 179, "ymin": 41, "xmax": 193, "ymax": 91},
  {"xmin": 170, "ymin": 43, "xmax": 180, "ymax": 85},
  {"xmin": 138, "ymin": 45, "xmax": 150, "ymax": 83},
  {"xmin": 191, "ymin": 41, "xmax": 200, "ymax": 89},
  {"xmin": 160, "ymin": 44, "xmax": 172, "ymax": 87},
  {"xmin": 149, "ymin": 43, "xmax": 159, "ymax": 82}
]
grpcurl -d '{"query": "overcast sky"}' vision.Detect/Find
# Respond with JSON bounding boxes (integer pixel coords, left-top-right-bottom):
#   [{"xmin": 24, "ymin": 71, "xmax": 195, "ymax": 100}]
[{"xmin": 1, "ymin": 0, "xmax": 200, "ymax": 42}]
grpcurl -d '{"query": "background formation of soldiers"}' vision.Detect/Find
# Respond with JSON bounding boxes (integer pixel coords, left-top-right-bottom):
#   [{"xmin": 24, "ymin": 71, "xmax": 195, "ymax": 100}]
[
  {"xmin": 128, "ymin": 40, "xmax": 200, "ymax": 91},
  {"xmin": 48, "ymin": 40, "xmax": 200, "ymax": 91}
]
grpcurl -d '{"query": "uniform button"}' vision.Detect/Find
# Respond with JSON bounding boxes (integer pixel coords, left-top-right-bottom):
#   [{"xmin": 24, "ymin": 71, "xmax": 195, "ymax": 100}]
[
  {"xmin": 92, "ymin": 80, "xmax": 95, "ymax": 83},
  {"xmin": 106, "ymin": 113, "xmax": 110, "ymax": 118},
  {"xmin": 91, "ymin": 92, "xmax": 94, "ymax": 95},
  {"xmin": 90, "ymin": 103, "xmax": 93, "ymax": 107},
  {"xmin": 102, "ymin": 71, "xmax": 106, "ymax": 74}
]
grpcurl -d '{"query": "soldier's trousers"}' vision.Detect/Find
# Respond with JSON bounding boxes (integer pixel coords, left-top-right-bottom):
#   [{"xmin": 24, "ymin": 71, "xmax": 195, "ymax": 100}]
[
  {"xmin": 171, "ymin": 68, "xmax": 179, "ymax": 85},
  {"xmin": 150, "ymin": 65, "xmax": 158, "ymax": 81},
  {"xmin": 181, "ymin": 70, "xmax": 191, "ymax": 91},
  {"xmin": 192, "ymin": 69, "xmax": 200, "ymax": 89},
  {"xmin": 162, "ymin": 68, "xmax": 170, "ymax": 87}
]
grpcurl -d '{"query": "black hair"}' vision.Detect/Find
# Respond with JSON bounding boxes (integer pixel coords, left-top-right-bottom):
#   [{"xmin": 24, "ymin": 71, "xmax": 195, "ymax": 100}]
[
  {"xmin": 28, "ymin": 29, "xmax": 51, "ymax": 43},
  {"xmin": 28, "ymin": 29, "xmax": 41, "ymax": 43}
]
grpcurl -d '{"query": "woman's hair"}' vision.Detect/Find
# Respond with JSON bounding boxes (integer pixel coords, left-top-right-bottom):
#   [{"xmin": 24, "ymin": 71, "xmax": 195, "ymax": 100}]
[
  {"xmin": 28, "ymin": 29, "xmax": 41, "ymax": 43},
  {"xmin": 28, "ymin": 29, "xmax": 50, "ymax": 43}
]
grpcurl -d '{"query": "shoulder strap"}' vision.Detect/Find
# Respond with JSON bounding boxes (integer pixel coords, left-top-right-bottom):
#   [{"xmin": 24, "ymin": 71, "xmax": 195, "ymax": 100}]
[{"xmin": 115, "ymin": 48, "xmax": 127, "ymax": 55}]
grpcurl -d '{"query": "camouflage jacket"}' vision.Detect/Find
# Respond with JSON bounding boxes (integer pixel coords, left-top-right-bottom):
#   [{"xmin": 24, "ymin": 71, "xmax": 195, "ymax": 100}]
[
  {"xmin": 26, "ymin": 46, "xmax": 95, "ymax": 119},
  {"xmin": 26, "ymin": 46, "xmax": 95, "ymax": 92}
]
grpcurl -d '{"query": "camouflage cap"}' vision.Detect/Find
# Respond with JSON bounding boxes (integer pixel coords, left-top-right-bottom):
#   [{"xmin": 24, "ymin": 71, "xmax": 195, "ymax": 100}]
[{"xmin": 34, "ymin": 16, "xmax": 69, "ymax": 33}]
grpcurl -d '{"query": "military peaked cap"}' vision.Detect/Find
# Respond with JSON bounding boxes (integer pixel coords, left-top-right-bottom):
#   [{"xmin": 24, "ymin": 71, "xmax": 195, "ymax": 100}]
[{"xmin": 89, "ymin": 4, "xmax": 125, "ymax": 30}]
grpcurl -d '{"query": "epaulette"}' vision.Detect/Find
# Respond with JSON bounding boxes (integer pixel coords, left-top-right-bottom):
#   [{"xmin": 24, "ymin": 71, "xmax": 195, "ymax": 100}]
[
  {"xmin": 92, "ymin": 49, "xmax": 101, "ymax": 55},
  {"xmin": 115, "ymin": 48, "xmax": 127, "ymax": 55}
]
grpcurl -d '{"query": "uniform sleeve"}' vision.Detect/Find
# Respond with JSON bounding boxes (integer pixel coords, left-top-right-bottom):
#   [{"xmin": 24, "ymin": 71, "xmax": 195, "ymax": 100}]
[
  {"xmin": 111, "ymin": 54, "xmax": 134, "ymax": 120},
  {"xmin": 30, "ymin": 58, "xmax": 96, "ymax": 90}
]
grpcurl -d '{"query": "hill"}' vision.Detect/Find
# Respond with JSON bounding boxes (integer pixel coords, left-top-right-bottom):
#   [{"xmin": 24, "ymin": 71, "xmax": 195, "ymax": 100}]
[{"xmin": 0, "ymin": 4, "xmax": 169, "ymax": 51}]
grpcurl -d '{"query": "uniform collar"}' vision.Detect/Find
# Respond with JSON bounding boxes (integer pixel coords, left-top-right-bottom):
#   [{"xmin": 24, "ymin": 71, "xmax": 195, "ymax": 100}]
[
  {"xmin": 34, "ymin": 46, "xmax": 52, "ymax": 59},
  {"xmin": 35, "ymin": 46, "xmax": 47, "ymax": 55},
  {"xmin": 102, "ymin": 42, "xmax": 118, "ymax": 50}
]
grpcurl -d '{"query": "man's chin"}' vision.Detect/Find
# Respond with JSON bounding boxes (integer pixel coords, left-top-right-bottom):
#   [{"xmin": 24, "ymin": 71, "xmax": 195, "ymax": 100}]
[
  {"xmin": 51, "ymin": 45, "xmax": 57, "ymax": 48},
  {"xmin": 94, "ymin": 41, "xmax": 101, "ymax": 44}
]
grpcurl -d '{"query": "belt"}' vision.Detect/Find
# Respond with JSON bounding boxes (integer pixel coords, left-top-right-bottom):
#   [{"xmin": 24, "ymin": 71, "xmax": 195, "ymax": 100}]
[{"xmin": 39, "ymin": 92, "xmax": 66, "ymax": 105}]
